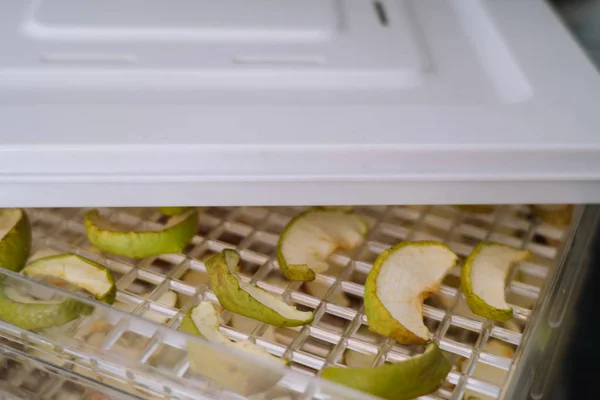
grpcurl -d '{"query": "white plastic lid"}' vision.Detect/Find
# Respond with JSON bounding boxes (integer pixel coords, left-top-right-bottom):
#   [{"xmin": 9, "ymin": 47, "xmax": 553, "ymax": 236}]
[{"xmin": 1, "ymin": 0, "xmax": 600, "ymax": 207}]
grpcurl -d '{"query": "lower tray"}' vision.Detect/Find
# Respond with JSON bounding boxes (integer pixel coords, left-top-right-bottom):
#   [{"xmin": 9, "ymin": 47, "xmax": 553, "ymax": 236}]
[{"xmin": 0, "ymin": 205, "xmax": 575, "ymax": 399}]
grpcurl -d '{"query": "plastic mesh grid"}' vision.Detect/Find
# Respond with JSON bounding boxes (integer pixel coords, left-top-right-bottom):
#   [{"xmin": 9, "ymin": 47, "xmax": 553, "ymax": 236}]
[{"xmin": 6, "ymin": 205, "xmax": 568, "ymax": 400}]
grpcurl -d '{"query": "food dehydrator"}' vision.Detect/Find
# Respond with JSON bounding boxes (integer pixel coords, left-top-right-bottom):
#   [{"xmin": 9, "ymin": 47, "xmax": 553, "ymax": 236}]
[{"xmin": 0, "ymin": 1, "xmax": 599, "ymax": 399}]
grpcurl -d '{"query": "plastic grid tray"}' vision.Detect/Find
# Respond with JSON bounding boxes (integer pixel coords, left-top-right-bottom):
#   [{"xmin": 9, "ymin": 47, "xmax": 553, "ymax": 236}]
[{"xmin": 0, "ymin": 205, "xmax": 571, "ymax": 400}]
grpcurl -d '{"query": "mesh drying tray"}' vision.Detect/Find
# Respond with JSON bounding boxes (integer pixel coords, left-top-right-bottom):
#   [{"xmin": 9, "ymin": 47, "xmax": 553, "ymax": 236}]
[{"xmin": 0, "ymin": 205, "xmax": 575, "ymax": 400}]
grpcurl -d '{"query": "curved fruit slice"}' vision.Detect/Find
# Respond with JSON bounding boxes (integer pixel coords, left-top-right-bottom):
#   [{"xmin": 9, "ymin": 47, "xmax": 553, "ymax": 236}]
[
  {"xmin": 0, "ymin": 209, "xmax": 31, "ymax": 272},
  {"xmin": 461, "ymin": 243, "xmax": 530, "ymax": 322},
  {"xmin": 158, "ymin": 207, "xmax": 191, "ymax": 216},
  {"xmin": 365, "ymin": 241, "xmax": 458, "ymax": 344},
  {"xmin": 22, "ymin": 254, "xmax": 116, "ymax": 304},
  {"xmin": 0, "ymin": 284, "xmax": 92, "ymax": 330},
  {"xmin": 205, "ymin": 250, "xmax": 313, "ymax": 327},
  {"xmin": 277, "ymin": 208, "xmax": 368, "ymax": 281},
  {"xmin": 323, "ymin": 343, "xmax": 451, "ymax": 400},
  {"xmin": 180, "ymin": 301, "xmax": 286, "ymax": 396},
  {"xmin": 85, "ymin": 208, "xmax": 198, "ymax": 258}
]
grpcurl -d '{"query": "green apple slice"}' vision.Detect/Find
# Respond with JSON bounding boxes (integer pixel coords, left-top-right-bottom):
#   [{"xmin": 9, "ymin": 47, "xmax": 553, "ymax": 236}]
[
  {"xmin": 180, "ymin": 301, "xmax": 286, "ymax": 396},
  {"xmin": 0, "ymin": 284, "xmax": 92, "ymax": 330},
  {"xmin": 0, "ymin": 209, "xmax": 31, "ymax": 273},
  {"xmin": 158, "ymin": 207, "xmax": 191, "ymax": 216},
  {"xmin": 323, "ymin": 343, "xmax": 451, "ymax": 400},
  {"xmin": 22, "ymin": 254, "xmax": 116, "ymax": 304},
  {"xmin": 461, "ymin": 243, "xmax": 530, "ymax": 322},
  {"xmin": 277, "ymin": 208, "xmax": 368, "ymax": 281},
  {"xmin": 205, "ymin": 250, "xmax": 313, "ymax": 327},
  {"xmin": 85, "ymin": 208, "xmax": 198, "ymax": 258},
  {"xmin": 364, "ymin": 241, "xmax": 458, "ymax": 344}
]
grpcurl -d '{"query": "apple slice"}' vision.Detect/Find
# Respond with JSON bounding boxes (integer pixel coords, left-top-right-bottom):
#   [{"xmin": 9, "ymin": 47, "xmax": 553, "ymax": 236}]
[
  {"xmin": 364, "ymin": 241, "xmax": 458, "ymax": 344},
  {"xmin": 0, "ymin": 208, "xmax": 31, "ymax": 272},
  {"xmin": 22, "ymin": 254, "xmax": 116, "ymax": 304},
  {"xmin": 85, "ymin": 208, "xmax": 198, "ymax": 258},
  {"xmin": 205, "ymin": 250, "xmax": 313, "ymax": 327},
  {"xmin": 180, "ymin": 301, "xmax": 286, "ymax": 396},
  {"xmin": 0, "ymin": 283, "xmax": 91, "ymax": 330},
  {"xmin": 461, "ymin": 243, "xmax": 530, "ymax": 322},
  {"xmin": 277, "ymin": 208, "xmax": 368, "ymax": 281},
  {"xmin": 322, "ymin": 343, "xmax": 451, "ymax": 400}
]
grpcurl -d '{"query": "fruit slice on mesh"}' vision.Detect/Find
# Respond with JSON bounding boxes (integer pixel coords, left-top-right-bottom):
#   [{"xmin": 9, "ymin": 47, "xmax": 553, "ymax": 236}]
[
  {"xmin": 364, "ymin": 241, "xmax": 458, "ymax": 344},
  {"xmin": 0, "ymin": 281, "xmax": 92, "ymax": 330},
  {"xmin": 322, "ymin": 343, "xmax": 451, "ymax": 400},
  {"xmin": 22, "ymin": 254, "xmax": 116, "ymax": 304},
  {"xmin": 461, "ymin": 242, "xmax": 530, "ymax": 322},
  {"xmin": 277, "ymin": 208, "xmax": 368, "ymax": 281},
  {"xmin": 0, "ymin": 208, "xmax": 31, "ymax": 273},
  {"xmin": 85, "ymin": 208, "xmax": 198, "ymax": 258},
  {"xmin": 180, "ymin": 301, "xmax": 286, "ymax": 396},
  {"xmin": 205, "ymin": 249, "xmax": 313, "ymax": 327}
]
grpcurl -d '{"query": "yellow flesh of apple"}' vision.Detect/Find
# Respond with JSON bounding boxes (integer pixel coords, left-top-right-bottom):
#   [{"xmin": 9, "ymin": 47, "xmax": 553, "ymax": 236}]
[
  {"xmin": 377, "ymin": 245, "xmax": 457, "ymax": 341},
  {"xmin": 470, "ymin": 245, "xmax": 528, "ymax": 311},
  {"xmin": 281, "ymin": 211, "xmax": 366, "ymax": 274}
]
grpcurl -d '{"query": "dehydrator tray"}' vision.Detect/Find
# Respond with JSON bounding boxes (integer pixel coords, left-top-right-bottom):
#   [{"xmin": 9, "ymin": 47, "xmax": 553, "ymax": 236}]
[{"xmin": 0, "ymin": 205, "xmax": 576, "ymax": 400}]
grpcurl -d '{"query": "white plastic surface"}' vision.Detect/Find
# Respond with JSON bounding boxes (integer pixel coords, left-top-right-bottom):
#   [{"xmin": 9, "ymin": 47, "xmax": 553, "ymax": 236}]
[{"xmin": 1, "ymin": 0, "xmax": 600, "ymax": 206}]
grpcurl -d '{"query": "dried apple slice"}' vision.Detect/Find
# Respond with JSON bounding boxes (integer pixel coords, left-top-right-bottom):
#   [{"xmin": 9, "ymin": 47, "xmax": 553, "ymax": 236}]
[
  {"xmin": 277, "ymin": 208, "xmax": 368, "ymax": 281},
  {"xmin": 364, "ymin": 241, "xmax": 458, "ymax": 344},
  {"xmin": 461, "ymin": 243, "xmax": 529, "ymax": 322},
  {"xmin": 0, "ymin": 283, "xmax": 92, "ymax": 330},
  {"xmin": 322, "ymin": 343, "xmax": 451, "ymax": 400},
  {"xmin": 180, "ymin": 301, "xmax": 286, "ymax": 396},
  {"xmin": 22, "ymin": 254, "xmax": 116, "ymax": 304},
  {"xmin": 205, "ymin": 250, "xmax": 313, "ymax": 327},
  {"xmin": 0, "ymin": 208, "xmax": 31, "ymax": 272},
  {"xmin": 85, "ymin": 208, "xmax": 198, "ymax": 258}
]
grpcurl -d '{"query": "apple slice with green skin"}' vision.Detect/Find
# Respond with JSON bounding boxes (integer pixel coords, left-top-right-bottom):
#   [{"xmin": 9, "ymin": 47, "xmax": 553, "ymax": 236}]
[
  {"xmin": 461, "ymin": 243, "xmax": 530, "ymax": 322},
  {"xmin": 0, "ymin": 284, "xmax": 92, "ymax": 330},
  {"xmin": 22, "ymin": 254, "xmax": 116, "ymax": 304},
  {"xmin": 365, "ymin": 241, "xmax": 458, "ymax": 344},
  {"xmin": 85, "ymin": 208, "xmax": 198, "ymax": 258},
  {"xmin": 0, "ymin": 209, "xmax": 31, "ymax": 273},
  {"xmin": 205, "ymin": 250, "xmax": 313, "ymax": 327},
  {"xmin": 180, "ymin": 301, "xmax": 286, "ymax": 396},
  {"xmin": 277, "ymin": 208, "xmax": 368, "ymax": 281},
  {"xmin": 322, "ymin": 343, "xmax": 451, "ymax": 400}
]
